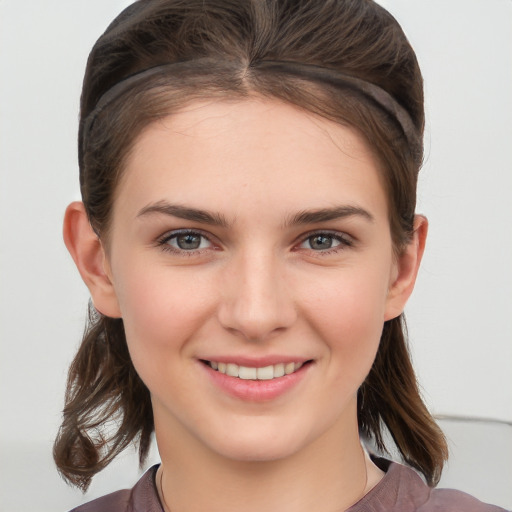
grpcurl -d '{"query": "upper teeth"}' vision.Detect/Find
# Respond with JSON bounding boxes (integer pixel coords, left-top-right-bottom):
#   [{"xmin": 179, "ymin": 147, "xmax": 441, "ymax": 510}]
[{"xmin": 209, "ymin": 361, "xmax": 303, "ymax": 380}]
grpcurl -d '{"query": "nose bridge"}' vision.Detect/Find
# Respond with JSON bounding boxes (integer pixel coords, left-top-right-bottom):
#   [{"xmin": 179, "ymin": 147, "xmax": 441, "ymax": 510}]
[{"xmin": 218, "ymin": 245, "xmax": 296, "ymax": 341}]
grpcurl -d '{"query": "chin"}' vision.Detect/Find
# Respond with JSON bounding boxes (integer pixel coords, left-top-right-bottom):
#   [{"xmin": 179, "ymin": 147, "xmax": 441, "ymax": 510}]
[
  {"xmin": 202, "ymin": 422, "xmax": 315, "ymax": 464},
  {"xmin": 214, "ymin": 439, "xmax": 301, "ymax": 463}
]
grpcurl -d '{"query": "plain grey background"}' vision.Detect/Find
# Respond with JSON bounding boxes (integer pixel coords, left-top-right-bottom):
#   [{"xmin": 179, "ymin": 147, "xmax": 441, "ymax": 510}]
[{"xmin": 1, "ymin": 0, "xmax": 511, "ymax": 510}]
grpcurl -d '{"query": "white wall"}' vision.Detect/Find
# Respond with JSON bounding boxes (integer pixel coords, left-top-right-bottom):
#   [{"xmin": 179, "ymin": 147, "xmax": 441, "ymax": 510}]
[
  {"xmin": 1, "ymin": 1, "xmax": 511, "ymax": 510},
  {"xmin": 388, "ymin": 0, "xmax": 512, "ymax": 424}
]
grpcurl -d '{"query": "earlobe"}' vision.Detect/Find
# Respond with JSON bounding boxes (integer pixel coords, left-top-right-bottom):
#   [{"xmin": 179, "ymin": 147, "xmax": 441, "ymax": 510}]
[
  {"xmin": 63, "ymin": 201, "xmax": 122, "ymax": 318},
  {"xmin": 384, "ymin": 215, "xmax": 428, "ymax": 321}
]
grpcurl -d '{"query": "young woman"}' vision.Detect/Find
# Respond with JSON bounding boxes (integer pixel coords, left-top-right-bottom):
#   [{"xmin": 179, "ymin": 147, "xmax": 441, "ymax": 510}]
[{"xmin": 54, "ymin": 1, "xmax": 507, "ymax": 510}]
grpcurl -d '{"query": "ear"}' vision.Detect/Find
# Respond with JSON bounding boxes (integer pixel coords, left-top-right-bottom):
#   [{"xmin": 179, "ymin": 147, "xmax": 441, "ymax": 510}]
[
  {"xmin": 63, "ymin": 201, "xmax": 122, "ymax": 318},
  {"xmin": 384, "ymin": 215, "xmax": 428, "ymax": 321}
]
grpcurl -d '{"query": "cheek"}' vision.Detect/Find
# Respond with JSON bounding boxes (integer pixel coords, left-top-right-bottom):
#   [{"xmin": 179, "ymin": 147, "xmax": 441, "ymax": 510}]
[
  {"xmin": 112, "ymin": 262, "xmax": 216, "ymax": 363},
  {"xmin": 300, "ymin": 264, "xmax": 390, "ymax": 372}
]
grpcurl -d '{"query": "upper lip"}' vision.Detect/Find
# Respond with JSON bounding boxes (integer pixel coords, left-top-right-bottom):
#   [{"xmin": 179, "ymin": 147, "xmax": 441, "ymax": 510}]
[{"xmin": 198, "ymin": 356, "xmax": 312, "ymax": 367}]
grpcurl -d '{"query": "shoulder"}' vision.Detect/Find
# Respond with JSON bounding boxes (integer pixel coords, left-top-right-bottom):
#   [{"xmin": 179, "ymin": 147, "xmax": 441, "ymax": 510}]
[
  {"xmin": 69, "ymin": 489, "xmax": 131, "ymax": 512},
  {"xmin": 349, "ymin": 458, "xmax": 508, "ymax": 512},
  {"xmin": 69, "ymin": 465, "xmax": 162, "ymax": 512},
  {"xmin": 425, "ymin": 487, "xmax": 509, "ymax": 512}
]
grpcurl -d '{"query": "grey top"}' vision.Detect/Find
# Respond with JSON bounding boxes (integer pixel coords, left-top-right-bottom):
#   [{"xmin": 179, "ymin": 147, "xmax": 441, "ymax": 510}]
[{"xmin": 71, "ymin": 459, "xmax": 508, "ymax": 512}]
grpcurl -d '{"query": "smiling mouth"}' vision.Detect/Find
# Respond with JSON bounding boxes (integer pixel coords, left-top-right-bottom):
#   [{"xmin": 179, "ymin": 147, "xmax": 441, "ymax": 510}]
[{"xmin": 203, "ymin": 360, "xmax": 311, "ymax": 380}]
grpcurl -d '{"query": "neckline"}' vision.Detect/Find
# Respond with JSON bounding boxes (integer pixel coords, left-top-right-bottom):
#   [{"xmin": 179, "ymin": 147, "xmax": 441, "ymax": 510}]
[
  {"xmin": 147, "ymin": 457, "xmax": 403, "ymax": 512},
  {"xmin": 346, "ymin": 458, "xmax": 402, "ymax": 511}
]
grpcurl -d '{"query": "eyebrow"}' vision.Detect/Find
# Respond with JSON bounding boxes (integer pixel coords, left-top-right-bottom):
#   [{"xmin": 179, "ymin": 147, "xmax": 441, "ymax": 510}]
[
  {"xmin": 137, "ymin": 201, "xmax": 230, "ymax": 228},
  {"xmin": 284, "ymin": 205, "xmax": 374, "ymax": 227},
  {"xmin": 137, "ymin": 201, "xmax": 373, "ymax": 228}
]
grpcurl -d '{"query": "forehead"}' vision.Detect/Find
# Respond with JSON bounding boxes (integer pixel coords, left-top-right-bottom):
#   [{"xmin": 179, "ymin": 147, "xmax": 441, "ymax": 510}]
[
  {"xmin": 114, "ymin": 97, "xmax": 388, "ymax": 223},
  {"xmin": 136, "ymin": 98, "xmax": 374, "ymax": 161}
]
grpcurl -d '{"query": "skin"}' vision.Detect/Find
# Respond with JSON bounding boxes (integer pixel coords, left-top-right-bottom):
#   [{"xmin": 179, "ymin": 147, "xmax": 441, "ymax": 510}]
[{"xmin": 64, "ymin": 98, "xmax": 427, "ymax": 512}]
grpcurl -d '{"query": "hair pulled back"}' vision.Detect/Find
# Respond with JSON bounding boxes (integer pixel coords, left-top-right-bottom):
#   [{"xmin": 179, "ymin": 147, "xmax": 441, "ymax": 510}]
[{"xmin": 55, "ymin": 0, "xmax": 448, "ymax": 491}]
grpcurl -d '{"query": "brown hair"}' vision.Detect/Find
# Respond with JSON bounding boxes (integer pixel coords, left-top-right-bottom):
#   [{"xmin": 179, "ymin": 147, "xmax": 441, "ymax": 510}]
[{"xmin": 54, "ymin": 0, "xmax": 448, "ymax": 491}]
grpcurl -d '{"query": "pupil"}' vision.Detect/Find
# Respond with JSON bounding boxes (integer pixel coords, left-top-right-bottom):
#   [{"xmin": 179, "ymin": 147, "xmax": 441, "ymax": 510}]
[
  {"xmin": 311, "ymin": 235, "xmax": 332, "ymax": 250},
  {"xmin": 177, "ymin": 234, "xmax": 201, "ymax": 250}
]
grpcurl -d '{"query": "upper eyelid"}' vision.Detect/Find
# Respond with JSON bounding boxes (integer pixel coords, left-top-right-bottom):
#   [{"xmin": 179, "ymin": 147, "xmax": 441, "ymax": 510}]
[
  {"xmin": 294, "ymin": 229, "xmax": 354, "ymax": 244},
  {"xmin": 155, "ymin": 228, "xmax": 219, "ymax": 253},
  {"xmin": 157, "ymin": 228, "xmax": 215, "ymax": 243},
  {"xmin": 155, "ymin": 229, "xmax": 218, "ymax": 258},
  {"xmin": 293, "ymin": 231, "xmax": 355, "ymax": 256},
  {"xmin": 154, "ymin": 228, "xmax": 354, "ymax": 251}
]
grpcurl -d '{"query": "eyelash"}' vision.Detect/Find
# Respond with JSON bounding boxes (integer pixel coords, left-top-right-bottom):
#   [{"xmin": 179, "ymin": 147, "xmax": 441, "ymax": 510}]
[
  {"xmin": 156, "ymin": 229, "xmax": 354, "ymax": 256},
  {"xmin": 156, "ymin": 229, "xmax": 216, "ymax": 256},
  {"xmin": 295, "ymin": 230, "xmax": 354, "ymax": 256}
]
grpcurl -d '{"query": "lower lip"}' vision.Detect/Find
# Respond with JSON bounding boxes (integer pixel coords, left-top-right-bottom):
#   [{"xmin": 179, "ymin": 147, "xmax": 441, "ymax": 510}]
[{"xmin": 200, "ymin": 362, "xmax": 311, "ymax": 402}]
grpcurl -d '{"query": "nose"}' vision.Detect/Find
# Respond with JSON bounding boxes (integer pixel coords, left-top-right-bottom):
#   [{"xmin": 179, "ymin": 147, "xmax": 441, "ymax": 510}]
[{"xmin": 217, "ymin": 250, "xmax": 297, "ymax": 342}]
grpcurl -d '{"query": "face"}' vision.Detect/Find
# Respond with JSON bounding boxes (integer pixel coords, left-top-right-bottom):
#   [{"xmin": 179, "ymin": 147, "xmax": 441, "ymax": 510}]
[{"xmin": 100, "ymin": 98, "xmax": 408, "ymax": 462}]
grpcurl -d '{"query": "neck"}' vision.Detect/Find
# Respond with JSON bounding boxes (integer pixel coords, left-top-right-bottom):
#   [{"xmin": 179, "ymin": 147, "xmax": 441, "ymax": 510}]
[{"xmin": 154, "ymin": 407, "xmax": 381, "ymax": 512}]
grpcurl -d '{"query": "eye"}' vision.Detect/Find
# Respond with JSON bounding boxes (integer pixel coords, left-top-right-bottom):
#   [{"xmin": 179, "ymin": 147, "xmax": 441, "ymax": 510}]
[
  {"xmin": 158, "ymin": 229, "xmax": 213, "ymax": 253},
  {"xmin": 305, "ymin": 234, "xmax": 340, "ymax": 251},
  {"xmin": 298, "ymin": 231, "xmax": 353, "ymax": 253}
]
